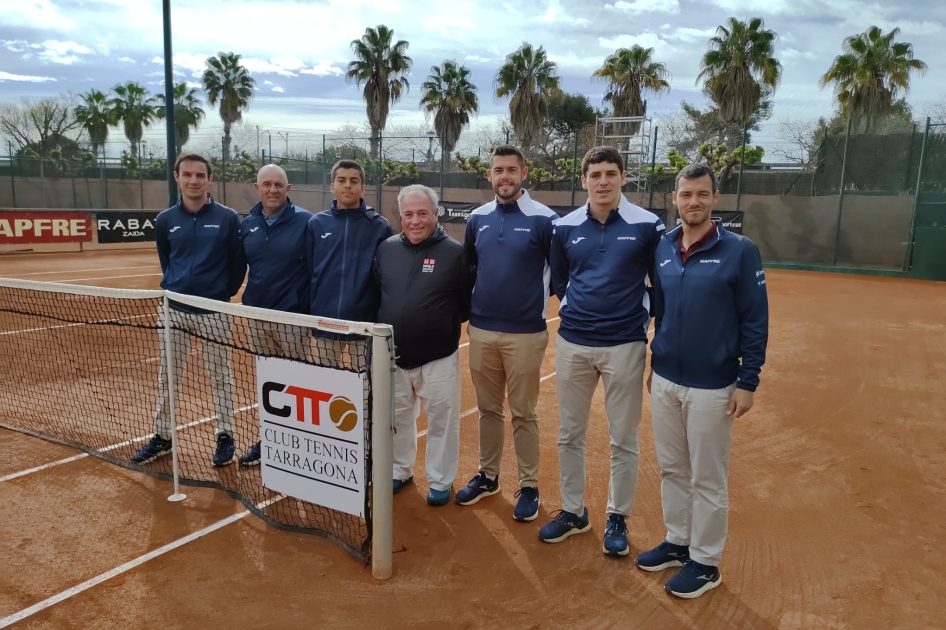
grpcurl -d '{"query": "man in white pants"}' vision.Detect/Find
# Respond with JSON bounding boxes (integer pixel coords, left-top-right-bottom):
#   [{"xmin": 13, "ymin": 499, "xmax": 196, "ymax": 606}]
[
  {"xmin": 636, "ymin": 163, "xmax": 768, "ymax": 599},
  {"xmin": 539, "ymin": 146, "xmax": 664, "ymax": 554},
  {"xmin": 374, "ymin": 185, "xmax": 471, "ymax": 506}
]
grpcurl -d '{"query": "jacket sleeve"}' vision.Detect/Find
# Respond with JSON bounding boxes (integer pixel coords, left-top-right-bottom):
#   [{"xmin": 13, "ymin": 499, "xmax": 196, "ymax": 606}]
[
  {"xmin": 227, "ymin": 212, "xmax": 247, "ymax": 298},
  {"xmin": 155, "ymin": 214, "xmax": 170, "ymax": 274},
  {"xmin": 549, "ymin": 225, "xmax": 569, "ymax": 301},
  {"xmin": 652, "ymin": 249, "xmax": 664, "ymax": 334},
  {"xmin": 735, "ymin": 242, "xmax": 769, "ymax": 391},
  {"xmin": 457, "ymin": 247, "xmax": 472, "ymax": 323},
  {"xmin": 463, "ymin": 215, "xmax": 478, "ymax": 289}
]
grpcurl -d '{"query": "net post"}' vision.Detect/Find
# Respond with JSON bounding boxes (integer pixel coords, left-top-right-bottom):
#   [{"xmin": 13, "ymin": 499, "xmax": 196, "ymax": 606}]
[
  {"xmin": 370, "ymin": 323, "xmax": 394, "ymax": 579},
  {"xmin": 164, "ymin": 295, "xmax": 186, "ymax": 503}
]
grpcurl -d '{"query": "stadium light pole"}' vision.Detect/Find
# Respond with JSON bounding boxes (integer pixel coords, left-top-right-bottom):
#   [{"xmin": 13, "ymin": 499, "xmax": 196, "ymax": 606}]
[{"xmin": 162, "ymin": 0, "xmax": 178, "ymax": 207}]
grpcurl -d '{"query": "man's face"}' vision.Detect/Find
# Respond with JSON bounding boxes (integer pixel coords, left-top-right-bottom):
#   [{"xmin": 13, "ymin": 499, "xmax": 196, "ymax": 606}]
[
  {"xmin": 673, "ymin": 175, "xmax": 719, "ymax": 227},
  {"xmin": 581, "ymin": 161, "xmax": 626, "ymax": 210},
  {"xmin": 255, "ymin": 171, "xmax": 290, "ymax": 214},
  {"xmin": 487, "ymin": 155, "xmax": 528, "ymax": 202},
  {"xmin": 330, "ymin": 168, "xmax": 366, "ymax": 208},
  {"xmin": 400, "ymin": 194, "xmax": 439, "ymax": 244},
  {"xmin": 173, "ymin": 160, "xmax": 212, "ymax": 202}
]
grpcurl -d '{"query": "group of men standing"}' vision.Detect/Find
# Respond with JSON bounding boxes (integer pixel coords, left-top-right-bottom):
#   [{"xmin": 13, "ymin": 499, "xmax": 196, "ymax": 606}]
[{"xmin": 131, "ymin": 143, "xmax": 767, "ymax": 599}]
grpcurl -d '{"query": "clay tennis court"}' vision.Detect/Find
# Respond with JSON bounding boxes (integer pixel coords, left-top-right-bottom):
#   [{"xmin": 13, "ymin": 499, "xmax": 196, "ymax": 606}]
[{"xmin": 1, "ymin": 249, "xmax": 944, "ymax": 629}]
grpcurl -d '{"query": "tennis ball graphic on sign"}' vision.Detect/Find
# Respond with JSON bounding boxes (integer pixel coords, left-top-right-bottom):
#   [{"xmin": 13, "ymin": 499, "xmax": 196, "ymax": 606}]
[{"xmin": 328, "ymin": 396, "xmax": 358, "ymax": 432}]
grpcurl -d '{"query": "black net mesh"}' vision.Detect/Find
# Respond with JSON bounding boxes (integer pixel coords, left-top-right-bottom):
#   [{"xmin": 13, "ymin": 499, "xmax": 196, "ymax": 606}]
[{"xmin": 0, "ymin": 282, "xmax": 373, "ymax": 563}]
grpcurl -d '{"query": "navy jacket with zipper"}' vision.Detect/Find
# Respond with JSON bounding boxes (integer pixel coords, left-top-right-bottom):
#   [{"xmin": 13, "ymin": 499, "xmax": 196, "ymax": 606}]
[
  {"xmin": 463, "ymin": 190, "xmax": 558, "ymax": 334},
  {"xmin": 550, "ymin": 197, "xmax": 664, "ymax": 347},
  {"xmin": 305, "ymin": 199, "xmax": 393, "ymax": 322},
  {"xmin": 374, "ymin": 225, "xmax": 471, "ymax": 369},
  {"xmin": 155, "ymin": 195, "xmax": 246, "ymax": 307},
  {"xmin": 651, "ymin": 221, "xmax": 769, "ymax": 392},
  {"xmin": 240, "ymin": 199, "xmax": 313, "ymax": 313}
]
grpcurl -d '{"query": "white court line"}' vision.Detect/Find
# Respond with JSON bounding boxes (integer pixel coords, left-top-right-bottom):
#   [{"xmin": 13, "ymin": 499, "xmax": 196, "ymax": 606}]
[
  {"xmin": 0, "ymin": 313, "xmax": 150, "ymax": 337},
  {"xmin": 6, "ymin": 266, "xmax": 160, "ymax": 278},
  {"xmin": 0, "ymin": 404, "xmax": 258, "ymax": 484},
  {"xmin": 0, "ymin": 493, "xmax": 285, "ymax": 629},
  {"xmin": 49, "ymin": 273, "xmax": 164, "ymax": 283}
]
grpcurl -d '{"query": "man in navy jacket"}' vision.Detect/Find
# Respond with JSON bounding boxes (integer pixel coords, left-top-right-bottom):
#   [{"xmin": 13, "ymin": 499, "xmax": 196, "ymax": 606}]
[
  {"xmin": 635, "ymin": 163, "xmax": 768, "ymax": 599},
  {"xmin": 305, "ymin": 160, "xmax": 392, "ymax": 367},
  {"xmin": 131, "ymin": 152, "xmax": 246, "ymax": 467},
  {"xmin": 237, "ymin": 164, "xmax": 313, "ymax": 466},
  {"xmin": 539, "ymin": 146, "xmax": 664, "ymax": 555}
]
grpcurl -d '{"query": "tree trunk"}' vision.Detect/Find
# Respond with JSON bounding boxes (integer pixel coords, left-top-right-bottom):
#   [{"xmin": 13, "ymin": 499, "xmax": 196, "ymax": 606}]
[{"xmin": 369, "ymin": 125, "xmax": 380, "ymax": 160}]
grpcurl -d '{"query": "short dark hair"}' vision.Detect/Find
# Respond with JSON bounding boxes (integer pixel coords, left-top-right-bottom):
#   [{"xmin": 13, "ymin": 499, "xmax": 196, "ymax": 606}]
[
  {"xmin": 489, "ymin": 144, "xmax": 525, "ymax": 169},
  {"xmin": 675, "ymin": 163, "xmax": 717, "ymax": 193},
  {"xmin": 174, "ymin": 151, "xmax": 212, "ymax": 177},
  {"xmin": 331, "ymin": 159, "xmax": 365, "ymax": 184},
  {"xmin": 581, "ymin": 146, "xmax": 624, "ymax": 176}
]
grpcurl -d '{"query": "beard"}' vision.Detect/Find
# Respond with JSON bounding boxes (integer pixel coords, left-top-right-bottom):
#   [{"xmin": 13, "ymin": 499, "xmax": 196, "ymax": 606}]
[
  {"xmin": 494, "ymin": 180, "xmax": 522, "ymax": 201},
  {"xmin": 681, "ymin": 211, "xmax": 710, "ymax": 227}
]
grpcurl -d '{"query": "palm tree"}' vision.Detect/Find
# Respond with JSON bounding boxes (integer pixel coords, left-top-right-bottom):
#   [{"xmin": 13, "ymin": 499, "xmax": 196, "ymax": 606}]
[
  {"xmin": 155, "ymin": 82, "xmax": 206, "ymax": 155},
  {"xmin": 819, "ymin": 26, "xmax": 927, "ymax": 134},
  {"xmin": 494, "ymin": 43, "xmax": 562, "ymax": 146},
  {"xmin": 346, "ymin": 25, "xmax": 412, "ymax": 159},
  {"xmin": 697, "ymin": 17, "xmax": 782, "ymax": 124},
  {"xmin": 419, "ymin": 61, "xmax": 479, "ymax": 159},
  {"xmin": 74, "ymin": 89, "xmax": 115, "ymax": 158},
  {"xmin": 109, "ymin": 82, "xmax": 156, "ymax": 158},
  {"xmin": 202, "ymin": 52, "xmax": 255, "ymax": 161},
  {"xmin": 593, "ymin": 45, "xmax": 671, "ymax": 136}
]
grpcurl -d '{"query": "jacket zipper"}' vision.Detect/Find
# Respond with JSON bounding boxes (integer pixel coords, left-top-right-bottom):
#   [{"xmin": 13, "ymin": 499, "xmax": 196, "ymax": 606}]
[{"xmin": 338, "ymin": 212, "xmax": 349, "ymax": 318}]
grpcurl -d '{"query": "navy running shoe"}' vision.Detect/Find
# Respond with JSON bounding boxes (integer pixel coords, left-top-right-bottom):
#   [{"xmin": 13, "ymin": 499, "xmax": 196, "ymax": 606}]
[
  {"xmin": 635, "ymin": 540, "xmax": 690, "ymax": 572},
  {"xmin": 238, "ymin": 441, "xmax": 262, "ymax": 466},
  {"xmin": 603, "ymin": 513, "xmax": 629, "ymax": 556},
  {"xmin": 664, "ymin": 560, "xmax": 721, "ymax": 599},
  {"xmin": 213, "ymin": 433, "xmax": 236, "ymax": 467},
  {"xmin": 130, "ymin": 434, "xmax": 172, "ymax": 464},
  {"xmin": 454, "ymin": 472, "xmax": 500, "ymax": 506},
  {"xmin": 538, "ymin": 508, "xmax": 591, "ymax": 543},
  {"xmin": 393, "ymin": 476, "xmax": 414, "ymax": 494},
  {"xmin": 513, "ymin": 487, "xmax": 540, "ymax": 522},
  {"xmin": 427, "ymin": 485, "xmax": 452, "ymax": 506}
]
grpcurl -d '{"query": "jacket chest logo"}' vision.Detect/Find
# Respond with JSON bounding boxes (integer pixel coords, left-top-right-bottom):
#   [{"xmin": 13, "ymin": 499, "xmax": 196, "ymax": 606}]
[
  {"xmin": 169, "ymin": 226, "xmax": 181, "ymax": 233},
  {"xmin": 249, "ymin": 227, "xmax": 260, "ymax": 233},
  {"xmin": 422, "ymin": 258, "xmax": 436, "ymax": 273}
]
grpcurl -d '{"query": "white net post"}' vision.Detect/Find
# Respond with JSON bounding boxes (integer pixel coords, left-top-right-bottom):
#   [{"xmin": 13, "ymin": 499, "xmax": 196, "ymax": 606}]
[
  {"xmin": 164, "ymin": 295, "xmax": 186, "ymax": 503},
  {"xmin": 370, "ymin": 323, "xmax": 394, "ymax": 579}
]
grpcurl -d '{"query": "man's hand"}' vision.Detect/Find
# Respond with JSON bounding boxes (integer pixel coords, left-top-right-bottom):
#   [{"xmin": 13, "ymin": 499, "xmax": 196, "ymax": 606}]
[
  {"xmin": 727, "ymin": 388, "xmax": 754, "ymax": 418},
  {"xmin": 646, "ymin": 370, "xmax": 653, "ymax": 394}
]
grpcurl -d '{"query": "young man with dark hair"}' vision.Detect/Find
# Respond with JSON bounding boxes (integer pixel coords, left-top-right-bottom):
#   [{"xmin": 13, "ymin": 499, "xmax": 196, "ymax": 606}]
[
  {"xmin": 635, "ymin": 162, "xmax": 768, "ymax": 599},
  {"xmin": 454, "ymin": 144, "xmax": 559, "ymax": 522},
  {"xmin": 539, "ymin": 146, "xmax": 664, "ymax": 555},
  {"xmin": 132, "ymin": 151, "xmax": 246, "ymax": 467},
  {"xmin": 305, "ymin": 159, "xmax": 392, "ymax": 364},
  {"xmin": 238, "ymin": 164, "xmax": 314, "ymax": 466}
]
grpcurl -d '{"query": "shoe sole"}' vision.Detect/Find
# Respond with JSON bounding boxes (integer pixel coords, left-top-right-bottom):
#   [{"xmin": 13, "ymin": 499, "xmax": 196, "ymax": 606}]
[
  {"xmin": 665, "ymin": 576, "xmax": 721, "ymax": 599},
  {"xmin": 238, "ymin": 460, "xmax": 261, "ymax": 467},
  {"xmin": 131, "ymin": 449, "xmax": 171, "ymax": 465},
  {"xmin": 603, "ymin": 544, "xmax": 630, "ymax": 557},
  {"xmin": 635, "ymin": 559, "xmax": 686, "ymax": 572},
  {"xmin": 539, "ymin": 522, "xmax": 592, "ymax": 543},
  {"xmin": 213, "ymin": 457, "xmax": 235, "ymax": 467},
  {"xmin": 513, "ymin": 498, "xmax": 540, "ymax": 522},
  {"xmin": 455, "ymin": 486, "xmax": 500, "ymax": 506}
]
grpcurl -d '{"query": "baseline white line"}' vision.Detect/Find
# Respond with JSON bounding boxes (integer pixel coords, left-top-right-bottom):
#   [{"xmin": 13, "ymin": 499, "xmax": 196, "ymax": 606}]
[
  {"xmin": 6, "ymin": 266, "xmax": 160, "ymax": 278},
  {"xmin": 0, "ymin": 493, "xmax": 285, "ymax": 629},
  {"xmin": 0, "ymin": 404, "xmax": 258, "ymax": 484},
  {"xmin": 50, "ymin": 273, "xmax": 164, "ymax": 283},
  {"xmin": 0, "ymin": 314, "xmax": 150, "ymax": 337}
]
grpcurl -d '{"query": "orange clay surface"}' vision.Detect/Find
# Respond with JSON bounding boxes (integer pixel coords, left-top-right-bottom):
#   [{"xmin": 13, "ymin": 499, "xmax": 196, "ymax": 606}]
[{"xmin": 1, "ymin": 249, "xmax": 945, "ymax": 629}]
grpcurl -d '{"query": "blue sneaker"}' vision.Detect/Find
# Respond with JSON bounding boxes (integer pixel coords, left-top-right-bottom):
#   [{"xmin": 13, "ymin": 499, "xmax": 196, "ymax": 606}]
[
  {"xmin": 664, "ymin": 560, "xmax": 721, "ymax": 599},
  {"xmin": 454, "ymin": 472, "xmax": 500, "ymax": 506},
  {"xmin": 130, "ymin": 434, "xmax": 172, "ymax": 464},
  {"xmin": 212, "ymin": 433, "xmax": 236, "ymax": 467},
  {"xmin": 513, "ymin": 487, "xmax": 540, "ymax": 522},
  {"xmin": 538, "ymin": 508, "xmax": 591, "ymax": 543},
  {"xmin": 427, "ymin": 485, "xmax": 452, "ymax": 506},
  {"xmin": 603, "ymin": 513, "xmax": 629, "ymax": 556},
  {"xmin": 635, "ymin": 540, "xmax": 690, "ymax": 572},
  {"xmin": 393, "ymin": 476, "xmax": 414, "ymax": 494}
]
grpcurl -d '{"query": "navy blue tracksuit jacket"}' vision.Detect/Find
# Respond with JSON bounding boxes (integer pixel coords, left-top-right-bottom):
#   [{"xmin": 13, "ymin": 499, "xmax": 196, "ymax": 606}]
[
  {"xmin": 651, "ymin": 221, "xmax": 769, "ymax": 391},
  {"xmin": 240, "ymin": 199, "xmax": 313, "ymax": 313}
]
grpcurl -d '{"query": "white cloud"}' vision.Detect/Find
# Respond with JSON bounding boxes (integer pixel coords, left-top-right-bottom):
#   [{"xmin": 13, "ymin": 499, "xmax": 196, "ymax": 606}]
[
  {"xmin": 783, "ymin": 48, "xmax": 819, "ymax": 61},
  {"xmin": 538, "ymin": 0, "xmax": 590, "ymax": 26},
  {"xmin": 242, "ymin": 58, "xmax": 299, "ymax": 77},
  {"xmin": 272, "ymin": 86, "xmax": 285, "ymax": 93},
  {"xmin": 599, "ymin": 33, "xmax": 671, "ymax": 52},
  {"xmin": 0, "ymin": 71, "xmax": 57, "ymax": 82},
  {"xmin": 117, "ymin": 56, "xmax": 135, "ymax": 63},
  {"xmin": 263, "ymin": 80, "xmax": 274, "ymax": 85},
  {"xmin": 299, "ymin": 59, "xmax": 345, "ymax": 77},
  {"xmin": 606, "ymin": 0, "xmax": 679, "ymax": 14},
  {"xmin": 665, "ymin": 27, "xmax": 716, "ymax": 44},
  {"xmin": 0, "ymin": 0, "xmax": 76, "ymax": 31}
]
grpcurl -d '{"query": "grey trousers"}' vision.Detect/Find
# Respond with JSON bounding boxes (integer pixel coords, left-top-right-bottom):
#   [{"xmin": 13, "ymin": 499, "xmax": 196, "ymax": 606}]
[
  {"xmin": 651, "ymin": 373, "xmax": 738, "ymax": 566},
  {"xmin": 555, "ymin": 335, "xmax": 645, "ymax": 517}
]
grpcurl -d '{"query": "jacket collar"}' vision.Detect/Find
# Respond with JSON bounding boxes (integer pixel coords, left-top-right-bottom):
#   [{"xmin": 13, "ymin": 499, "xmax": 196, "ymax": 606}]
[
  {"xmin": 494, "ymin": 189, "xmax": 536, "ymax": 215},
  {"xmin": 399, "ymin": 224, "xmax": 446, "ymax": 247},
  {"xmin": 665, "ymin": 218, "xmax": 725, "ymax": 250},
  {"xmin": 176, "ymin": 193, "xmax": 215, "ymax": 215},
  {"xmin": 580, "ymin": 194, "xmax": 637, "ymax": 226},
  {"xmin": 250, "ymin": 198, "xmax": 296, "ymax": 223},
  {"xmin": 330, "ymin": 198, "xmax": 369, "ymax": 217}
]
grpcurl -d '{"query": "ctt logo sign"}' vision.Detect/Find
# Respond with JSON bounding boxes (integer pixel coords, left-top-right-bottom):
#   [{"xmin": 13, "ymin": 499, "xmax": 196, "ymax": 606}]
[{"xmin": 256, "ymin": 357, "xmax": 366, "ymax": 517}]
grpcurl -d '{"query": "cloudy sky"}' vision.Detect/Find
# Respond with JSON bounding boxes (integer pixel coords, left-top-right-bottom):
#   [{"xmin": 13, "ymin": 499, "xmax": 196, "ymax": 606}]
[{"xmin": 1, "ymin": 0, "xmax": 944, "ymax": 152}]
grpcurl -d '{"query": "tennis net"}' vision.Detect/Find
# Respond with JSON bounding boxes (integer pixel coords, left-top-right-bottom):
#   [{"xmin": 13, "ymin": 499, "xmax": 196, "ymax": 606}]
[{"xmin": 0, "ymin": 278, "xmax": 394, "ymax": 571}]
